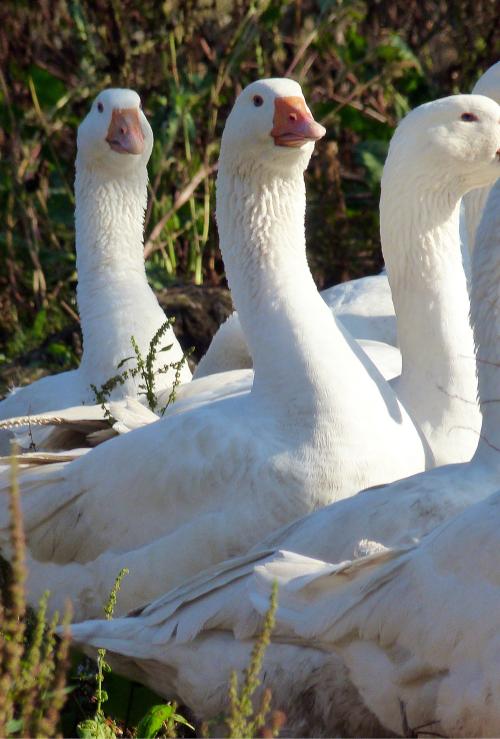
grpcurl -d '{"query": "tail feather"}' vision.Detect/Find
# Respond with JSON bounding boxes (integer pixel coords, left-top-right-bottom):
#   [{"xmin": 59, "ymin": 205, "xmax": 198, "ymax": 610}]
[{"xmin": 252, "ymin": 548, "xmax": 412, "ymax": 641}]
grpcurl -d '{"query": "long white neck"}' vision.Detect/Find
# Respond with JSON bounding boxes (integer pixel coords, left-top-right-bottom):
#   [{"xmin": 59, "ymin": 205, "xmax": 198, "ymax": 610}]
[
  {"xmin": 216, "ymin": 152, "xmax": 419, "ymax": 443},
  {"xmin": 75, "ymin": 157, "xmax": 189, "ymax": 395},
  {"xmin": 471, "ymin": 180, "xmax": 500, "ymax": 462},
  {"xmin": 382, "ymin": 164, "xmax": 480, "ymax": 462}
]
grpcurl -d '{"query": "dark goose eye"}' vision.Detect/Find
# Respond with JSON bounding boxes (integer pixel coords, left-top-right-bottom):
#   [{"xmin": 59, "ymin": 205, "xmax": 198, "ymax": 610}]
[
  {"xmin": 253, "ymin": 95, "xmax": 264, "ymax": 107},
  {"xmin": 97, "ymin": 102, "xmax": 104, "ymax": 113},
  {"xmin": 460, "ymin": 112, "xmax": 478, "ymax": 122}
]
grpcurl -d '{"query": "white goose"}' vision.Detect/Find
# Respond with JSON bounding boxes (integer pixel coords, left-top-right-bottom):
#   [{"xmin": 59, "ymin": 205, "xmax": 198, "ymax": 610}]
[
  {"xmin": 68, "ymin": 489, "xmax": 500, "ymax": 737},
  {"xmin": 195, "ymin": 93, "xmax": 500, "ymax": 465},
  {"xmin": 10, "ymin": 86, "xmax": 500, "ymax": 615},
  {"xmin": 0, "ymin": 89, "xmax": 191, "ymax": 450},
  {"xmin": 0, "ymin": 79, "xmax": 428, "ymax": 618}
]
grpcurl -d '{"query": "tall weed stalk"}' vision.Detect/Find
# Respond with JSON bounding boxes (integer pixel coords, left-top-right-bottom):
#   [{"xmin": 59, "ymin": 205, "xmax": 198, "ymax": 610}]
[{"xmin": 0, "ymin": 454, "xmax": 72, "ymax": 738}]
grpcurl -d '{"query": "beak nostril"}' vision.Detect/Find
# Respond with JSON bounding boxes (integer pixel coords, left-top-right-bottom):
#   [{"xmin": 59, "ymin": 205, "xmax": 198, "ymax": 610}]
[
  {"xmin": 120, "ymin": 127, "xmax": 126, "ymax": 135},
  {"xmin": 289, "ymin": 113, "xmax": 297, "ymax": 122}
]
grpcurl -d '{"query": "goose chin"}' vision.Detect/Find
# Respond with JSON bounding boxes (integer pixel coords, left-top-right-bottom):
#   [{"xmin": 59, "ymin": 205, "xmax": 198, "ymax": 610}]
[
  {"xmin": 106, "ymin": 139, "xmax": 137, "ymax": 155},
  {"xmin": 273, "ymin": 135, "xmax": 314, "ymax": 148}
]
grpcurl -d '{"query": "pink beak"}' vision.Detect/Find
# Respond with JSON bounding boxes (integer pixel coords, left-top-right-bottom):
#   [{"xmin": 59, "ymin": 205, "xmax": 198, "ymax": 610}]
[
  {"xmin": 106, "ymin": 108, "xmax": 145, "ymax": 155},
  {"xmin": 271, "ymin": 96, "xmax": 326, "ymax": 147}
]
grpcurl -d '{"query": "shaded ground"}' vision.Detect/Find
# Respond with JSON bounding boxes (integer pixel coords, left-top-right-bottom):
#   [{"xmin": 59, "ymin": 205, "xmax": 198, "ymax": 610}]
[{"xmin": 0, "ymin": 286, "xmax": 233, "ymax": 396}]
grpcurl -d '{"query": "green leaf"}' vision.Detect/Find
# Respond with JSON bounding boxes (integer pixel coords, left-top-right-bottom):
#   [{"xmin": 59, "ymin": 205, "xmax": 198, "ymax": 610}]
[
  {"xmin": 355, "ymin": 140, "xmax": 390, "ymax": 191},
  {"xmin": 76, "ymin": 717, "xmax": 116, "ymax": 738},
  {"xmin": 135, "ymin": 705, "xmax": 174, "ymax": 738},
  {"xmin": 135, "ymin": 703, "xmax": 194, "ymax": 738},
  {"xmin": 170, "ymin": 712, "xmax": 195, "ymax": 731},
  {"xmin": 6, "ymin": 718, "xmax": 24, "ymax": 735},
  {"xmin": 47, "ymin": 341, "xmax": 73, "ymax": 362},
  {"xmin": 117, "ymin": 356, "xmax": 135, "ymax": 369},
  {"xmin": 31, "ymin": 308, "xmax": 47, "ymax": 340},
  {"xmin": 376, "ymin": 33, "xmax": 418, "ymax": 64},
  {"xmin": 28, "ymin": 65, "xmax": 67, "ymax": 109}
]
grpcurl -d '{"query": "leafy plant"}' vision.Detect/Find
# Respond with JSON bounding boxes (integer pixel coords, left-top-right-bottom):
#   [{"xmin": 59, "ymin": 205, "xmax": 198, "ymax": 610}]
[
  {"xmin": 91, "ymin": 320, "xmax": 193, "ymax": 422},
  {"xmin": 76, "ymin": 568, "xmax": 129, "ymax": 739},
  {"xmin": 75, "ymin": 567, "xmax": 195, "ymax": 739},
  {"xmin": 0, "ymin": 453, "xmax": 72, "ymax": 738}
]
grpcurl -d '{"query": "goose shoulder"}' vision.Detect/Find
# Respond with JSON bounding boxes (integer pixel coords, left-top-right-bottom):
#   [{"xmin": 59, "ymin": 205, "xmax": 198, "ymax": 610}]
[
  {"xmin": 321, "ymin": 272, "xmax": 396, "ymax": 346},
  {"xmin": 1, "ymin": 392, "xmax": 330, "ymax": 567},
  {"xmin": 253, "ymin": 493, "xmax": 500, "ymax": 738}
]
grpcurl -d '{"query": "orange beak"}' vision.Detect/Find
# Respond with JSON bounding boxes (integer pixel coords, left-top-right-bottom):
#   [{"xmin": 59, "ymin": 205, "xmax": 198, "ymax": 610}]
[
  {"xmin": 271, "ymin": 96, "xmax": 326, "ymax": 147},
  {"xmin": 106, "ymin": 108, "xmax": 145, "ymax": 155}
]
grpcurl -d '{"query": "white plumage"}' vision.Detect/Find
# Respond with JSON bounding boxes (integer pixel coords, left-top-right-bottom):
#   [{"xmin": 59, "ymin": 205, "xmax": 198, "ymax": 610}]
[
  {"xmin": 67, "ymin": 489, "xmax": 500, "ymax": 737},
  {"xmin": 463, "ymin": 60, "xmax": 500, "ymax": 254},
  {"xmin": 7, "ymin": 89, "xmax": 500, "ymax": 628},
  {"xmin": 58, "ymin": 176, "xmax": 500, "ymax": 738},
  {"xmin": 0, "ymin": 79, "xmax": 428, "ymax": 620},
  {"xmin": 8, "ymin": 90, "xmax": 500, "ymax": 466}
]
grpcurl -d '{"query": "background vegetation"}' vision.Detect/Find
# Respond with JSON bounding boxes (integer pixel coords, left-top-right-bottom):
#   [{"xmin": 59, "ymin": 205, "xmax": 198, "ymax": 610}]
[{"xmin": 0, "ymin": 0, "xmax": 497, "ymax": 392}]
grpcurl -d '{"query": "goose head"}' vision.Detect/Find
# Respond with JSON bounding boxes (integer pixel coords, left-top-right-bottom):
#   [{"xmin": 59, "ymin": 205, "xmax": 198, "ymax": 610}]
[
  {"xmin": 220, "ymin": 78, "xmax": 326, "ymax": 175},
  {"xmin": 77, "ymin": 88, "xmax": 153, "ymax": 174},
  {"xmin": 389, "ymin": 94, "xmax": 500, "ymax": 195}
]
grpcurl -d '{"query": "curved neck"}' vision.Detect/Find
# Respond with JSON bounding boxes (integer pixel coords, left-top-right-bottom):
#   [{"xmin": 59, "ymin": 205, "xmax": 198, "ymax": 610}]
[
  {"xmin": 74, "ymin": 158, "xmax": 185, "ymax": 389},
  {"xmin": 471, "ymin": 181, "xmax": 500, "ymax": 458},
  {"xmin": 382, "ymin": 169, "xmax": 478, "ymax": 439},
  {"xmin": 216, "ymin": 155, "xmax": 405, "ymax": 427}
]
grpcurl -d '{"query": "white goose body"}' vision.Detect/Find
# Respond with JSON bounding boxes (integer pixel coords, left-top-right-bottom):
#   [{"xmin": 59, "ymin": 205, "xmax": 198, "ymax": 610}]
[
  {"xmin": 0, "ymin": 89, "xmax": 190, "ymax": 450},
  {"xmin": 1, "ymin": 79, "xmax": 427, "ymax": 620},
  {"xmin": 61, "ymin": 113, "xmax": 500, "ymax": 732},
  {"xmin": 70, "ymin": 491, "xmax": 500, "ymax": 737},
  {"xmin": 7, "ymin": 69, "xmax": 499, "ymax": 458}
]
